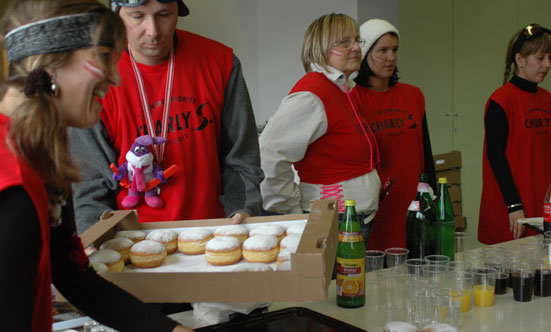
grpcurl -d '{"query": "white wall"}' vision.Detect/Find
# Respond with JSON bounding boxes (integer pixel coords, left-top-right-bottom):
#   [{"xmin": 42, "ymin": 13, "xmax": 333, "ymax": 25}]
[{"xmin": 181, "ymin": 0, "xmax": 358, "ymax": 125}]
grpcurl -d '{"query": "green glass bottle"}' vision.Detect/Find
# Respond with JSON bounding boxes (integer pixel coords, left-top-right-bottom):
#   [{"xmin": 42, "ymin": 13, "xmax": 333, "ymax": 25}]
[
  {"xmin": 406, "ymin": 173, "xmax": 438, "ymax": 258},
  {"xmin": 336, "ymin": 199, "xmax": 365, "ymax": 308},
  {"xmin": 436, "ymin": 177, "xmax": 455, "ymax": 261}
]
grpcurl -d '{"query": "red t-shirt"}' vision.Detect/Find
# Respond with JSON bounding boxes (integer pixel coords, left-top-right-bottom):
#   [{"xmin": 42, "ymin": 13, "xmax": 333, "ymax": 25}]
[
  {"xmin": 290, "ymin": 72, "xmax": 377, "ymax": 184},
  {"xmin": 479, "ymin": 82, "xmax": 551, "ymax": 244},
  {"xmin": 0, "ymin": 115, "xmax": 52, "ymax": 331},
  {"xmin": 101, "ymin": 30, "xmax": 233, "ymax": 222},
  {"xmin": 351, "ymin": 83, "xmax": 426, "ymax": 249}
]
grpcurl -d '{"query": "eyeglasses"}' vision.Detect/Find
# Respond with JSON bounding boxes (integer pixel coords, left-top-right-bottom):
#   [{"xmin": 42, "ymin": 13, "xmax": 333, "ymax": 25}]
[
  {"xmin": 333, "ymin": 37, "xmax": 366, "ymax": 49},
  {"xmin": 510, "ymin": 23, "xmax": 551, "ymax": 57}
]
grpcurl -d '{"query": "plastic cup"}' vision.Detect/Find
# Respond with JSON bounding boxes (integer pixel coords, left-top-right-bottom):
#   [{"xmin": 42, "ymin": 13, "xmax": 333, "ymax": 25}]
[
  {"xmin": 406, "ymin": 258, "xmax": 429, "ymax": 276},
  {"xmin": 533, "ymin": 256, "xmax": 551, "ymax": 297},
  {"xmin": 454, "ymin": 232, "xmax": 468, "ymax": 253},
  {"xmin": 462, "ymin": 250, "xmax": 485, "ymax": 271},
  {"xmin": 472, "ymin": 267, "xmax": 497, "ymax": 307},
  {"xmin": 511, "ymin": 262, "xmax": 535, "ymax": 302},
  {"xmin": 425, "ymin": 255, "xmax": 450, "ymax": 267},
  {"xmin": 446, "ymin": 271, "xmax": 473, "ymax": 313},
  {"xmin": 365, "ymin": 250, "xmax": 385, "ymax": 273},
  {"xmin": 414, "ymin": 285, "xmax": 438, "ymax": 328},
  {"xmin": 405, "ymin": 275, "xmax": 429, "ymax": 322},
  {"xmin": 376, "ymin": 268, "xmax": 404, "ymax": 309},
  {"xmin": 435, "ymin": 287, "xmax": 463, "ymax": 328},
  {"xmin": 520, "ymin": 242, "xmax": 544, "ymax": 263},
  {"xmin": 448, "ymin": 261, "xmax": 471, "ymax": 273},
  {"xmin": 422, "ymin": 264, "xmax": 448, "ymax": 288},
  {"xmin": 385, "ymin": 247, "xmax": 410, "ymax": 271}
]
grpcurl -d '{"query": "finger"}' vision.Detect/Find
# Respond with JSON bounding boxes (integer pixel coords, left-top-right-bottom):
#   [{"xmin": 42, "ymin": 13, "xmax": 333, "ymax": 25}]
[{"xmin": 231, "ymin": 213, "xmax": 244, "ymax": 225}]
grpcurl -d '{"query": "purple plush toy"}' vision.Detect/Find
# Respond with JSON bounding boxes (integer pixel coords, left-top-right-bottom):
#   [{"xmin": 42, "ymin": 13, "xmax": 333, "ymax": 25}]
[{"xmin": 113, "ymin": 135, "xmax": 167, "ymax": 209}]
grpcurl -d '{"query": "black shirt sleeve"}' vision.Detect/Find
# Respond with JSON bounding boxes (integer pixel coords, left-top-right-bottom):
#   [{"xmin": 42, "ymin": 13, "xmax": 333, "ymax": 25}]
[
  {"xmin": 51, "ymin": 197, "xmax": 180, "ymax": 332},
  {"xmin": 485, "ymin": 100, "xmax": 522, "ymax": 210},
  {"xmin": 422, "ymin": 114, "xmax": 437, "ymax": 191},
  {"xmin": 0, "ymin": 186, "xmax": 40, "ymax": 332}
]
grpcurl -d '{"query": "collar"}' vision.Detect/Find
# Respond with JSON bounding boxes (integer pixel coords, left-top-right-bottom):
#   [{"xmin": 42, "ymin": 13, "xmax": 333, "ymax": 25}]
[
  {"xmin": 510, "ymin": 75, "xmax": 538, "ymax": 93},
  {"xmin": 310, "ymin": 63, "xmax": 357, "ymax": 92}
]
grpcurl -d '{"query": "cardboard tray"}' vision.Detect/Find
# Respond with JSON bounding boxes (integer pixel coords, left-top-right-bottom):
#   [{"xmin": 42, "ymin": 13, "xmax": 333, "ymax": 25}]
[
  {"xmin": 195, "ymin": 307, "xmax": 365, "ymax": 332},
  {"xmin": 80, "ymin": 199, "xmax": 339, "ymax": 303}
]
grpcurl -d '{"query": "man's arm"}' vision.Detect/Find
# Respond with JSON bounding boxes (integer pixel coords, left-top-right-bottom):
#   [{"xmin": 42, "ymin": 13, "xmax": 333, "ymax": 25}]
[
  {"xmin": 218, "ymin": 55, "xmax": 264, "ymax": 218},
  {"xmin": 68, "ymin": 121, "xmax": 120, "ymax": 233}
]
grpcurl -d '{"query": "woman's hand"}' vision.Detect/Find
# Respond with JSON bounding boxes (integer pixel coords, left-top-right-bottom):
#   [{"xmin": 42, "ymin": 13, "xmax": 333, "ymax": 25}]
[
  {"xmin": 508, "ymin": 209, "xmax": 526, "ymax": 239},
  {"xmin": 230, "ymin": 211, "xmax": 251, "ymax": 224}
]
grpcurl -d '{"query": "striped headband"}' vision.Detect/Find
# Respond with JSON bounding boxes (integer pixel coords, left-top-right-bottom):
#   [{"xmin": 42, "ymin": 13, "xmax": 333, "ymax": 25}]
[{"xmin": 5, "ymin": 12, "xmax": 110, "ymax": 63}]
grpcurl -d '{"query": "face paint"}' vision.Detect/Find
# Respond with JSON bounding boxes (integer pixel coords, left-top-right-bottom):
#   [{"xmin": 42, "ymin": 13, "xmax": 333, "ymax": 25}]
[
  {"xmin": 83, "ymin": 61, "xmax": 105, "ymax": 79},
  {"xmin": 371, "ymin": 53, "xmax": 386, "ymax": 64},
  {"xmin": 331, "ymin": 49, "xmax": 345, "ymax": 56}
]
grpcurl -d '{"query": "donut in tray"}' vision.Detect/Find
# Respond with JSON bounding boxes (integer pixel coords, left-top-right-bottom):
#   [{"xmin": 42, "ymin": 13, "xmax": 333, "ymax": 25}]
[
  {"xmin": 130, "ymin": 240, "xmax": 167, "ymax": 268},
  {"xmin": 204, "ymin": 236, "xmax": 242, "ymax": 266},
  {"xmin": 88, "ymin": 249, "xmax": 125, "ymax": 272},
  {"xmin": 145, "ymin": 229, "xmax": 178, "ymax": 254},
  {"xmin": 242, "ymin": 235, "xmax": 279, "ymax": 263},
  {"xmin": 249, "ymin": 224, "xmax": 286, "ymax": 242},
  {"xmin": 114, "ymin": 230, "xmax": 146, "ymax": 243},
  {"xmin": 99, "ymin": 237, "xmax": 134, "ymax": 263},
  {"xmin": 214, "ymin": 224, "xmax": 249, "ymax": 243},
  {"xmin": 178, "ymin": 228, "xmax": 213, "ymax": 255}
]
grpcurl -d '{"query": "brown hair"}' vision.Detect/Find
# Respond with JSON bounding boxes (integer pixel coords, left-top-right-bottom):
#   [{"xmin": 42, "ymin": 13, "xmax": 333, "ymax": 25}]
[
  {"xmin": 503, "ymin": 25, "xmax": 551, "ymax": 84},
  {"xmin": 301, "ymin": 13, "xmax": 359, "ymax": 73},
  {"xmin": 0, "ymin": 0, "xmax": 125, "ymax": 197}
]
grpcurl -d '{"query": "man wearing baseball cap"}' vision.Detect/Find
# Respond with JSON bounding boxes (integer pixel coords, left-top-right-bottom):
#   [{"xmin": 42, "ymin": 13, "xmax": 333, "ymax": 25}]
[{"xmin": 70, "ymin": 0, "xmax": 263, "ymax": 232}]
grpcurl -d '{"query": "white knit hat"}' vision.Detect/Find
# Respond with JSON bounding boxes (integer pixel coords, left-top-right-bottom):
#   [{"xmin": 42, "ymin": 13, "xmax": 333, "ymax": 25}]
[{"xmin": 360, "ymin": 19, "xmax": 400, "ymax": 59}]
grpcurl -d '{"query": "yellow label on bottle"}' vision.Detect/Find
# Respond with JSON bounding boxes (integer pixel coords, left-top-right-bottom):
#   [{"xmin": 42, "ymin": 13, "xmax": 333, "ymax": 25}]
[
  {"xmin": 339, "ymin": 231, "xmax": 363, "ymax": 242},
  {"xmin": 336, "ymin": 257, "xmax": 365, "ymax": 297}
]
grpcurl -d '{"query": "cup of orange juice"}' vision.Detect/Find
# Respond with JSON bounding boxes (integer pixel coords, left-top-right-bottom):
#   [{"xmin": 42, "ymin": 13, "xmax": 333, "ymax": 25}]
[
  {"xmin": 447, "ymin": 271, "xmax": 473, "ymax": 312},
  {"xmin": 472, "ymin": 267, "xmax": 497, "ymax": 307}
]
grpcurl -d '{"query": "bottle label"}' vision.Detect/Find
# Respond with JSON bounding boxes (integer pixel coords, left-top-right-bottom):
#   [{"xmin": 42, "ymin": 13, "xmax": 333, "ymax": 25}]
[
  {"xmin": 408, "ymin": 201, "xmax": 420, "ymax": 211},
  {"xmin": 544, "ymin": 203, "xmax": 551, "ymax": 223},
  {"xmin": 339, "ymin": 231, "xmax": 363, "ymax": 242},
  {"xmin": 336, "ymin": 257, "xmax": 364, "ymax": 298}
]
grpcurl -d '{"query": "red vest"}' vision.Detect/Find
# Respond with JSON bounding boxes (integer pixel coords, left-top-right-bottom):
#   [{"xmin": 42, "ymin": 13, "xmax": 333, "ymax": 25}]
[
  {"xmin": 479, "ymin": 83, "xmax": 551, "ymax": 244},
  {"xmin": 351, "ymin": 83, "xmax": 426, "ymax": 250},
  {"xmin": 102, "ymin": 30, "xmax": 233, "ymax": 222},
  {"xmin": 290, "ymin": 73, "xmax": 377, "ymax": 184},
  {"xmin": 0, "ymin": 115, "xmax": 52, "ymax": 332}
]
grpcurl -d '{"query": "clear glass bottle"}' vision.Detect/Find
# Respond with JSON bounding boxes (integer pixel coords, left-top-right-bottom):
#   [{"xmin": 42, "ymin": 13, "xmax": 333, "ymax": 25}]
[{"xmin": 436, "ymin": 177, "xmax": 455, "ymax": 261}]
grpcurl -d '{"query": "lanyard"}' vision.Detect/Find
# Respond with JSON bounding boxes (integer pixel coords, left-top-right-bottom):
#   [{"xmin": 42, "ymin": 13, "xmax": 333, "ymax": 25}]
[{"xmin": 128, "ymin": 47, "xmax": 175, "ymax": 163}]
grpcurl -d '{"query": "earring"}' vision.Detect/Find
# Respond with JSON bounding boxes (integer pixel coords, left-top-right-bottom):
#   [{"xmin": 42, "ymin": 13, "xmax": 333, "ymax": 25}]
[{"xmin": 50, "ymin": 73, "xmax": 58, "ymax": 97}]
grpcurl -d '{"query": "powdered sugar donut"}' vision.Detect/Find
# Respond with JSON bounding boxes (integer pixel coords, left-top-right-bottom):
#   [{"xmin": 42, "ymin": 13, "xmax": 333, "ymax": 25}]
[
  {"xmin": 214, "ymin": 224, "xmax": 248, "ymax": 243},
  {"xmin": 279, "ymin": 233, "xmax": 301, "ymax": 252},
  {"xmin": 89, "ymin": 249, "xmax": 124, "ymax": 272},
  {"xmin": 276, "ymin": 248, "xmax": 292, "ymax": 267},
  {"xmin": 286, "ymin": 223, "xmax": 306, "ymax": 236},
  {"xmin": 178, "ymin": 228, "xmax": 213, "ymax": 255},
  {"xmin": 242, "ymin": 235, "xmax": 279, "ymax": 263},
  {"xmin": 249, "ymin": 224, "xmax": 285, "ymax": 242},
  {"xmin": 232, "ymin": 263, "xmax": 273, "ymax": 272},
  {"xmin": 384, "ymin": 321, "xmax": 419, "ymax": 332},
  {"xmin": 421, "ymin": 323, "xmax": 457, "ymax": 332},
  {"xmin": 91, "ymin": 262, "xmax": 109, "ymax": 274},
  {"xmin": 100, "ymin": 237, "xmax": 134, "ymax": 263},
  {"xmin": 114, "ymin": 230, "xmax": 146, "ymax": 243},
  {"xmin": 130, "ymin": 240, "xmax": 167, "ymax": 268},
  {"xmin": 146, "ymin": 229, "xmax": 178, "ymax": 254},
  {"xmin": 205, "ymin": 236, "xmax": 242, "ymax": 266}
]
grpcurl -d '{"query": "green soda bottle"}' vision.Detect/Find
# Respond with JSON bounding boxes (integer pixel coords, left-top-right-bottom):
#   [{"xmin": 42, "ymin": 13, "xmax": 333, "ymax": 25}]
[
  {"xmin": 436, "ymin": 177, "xmax": 455, "ymax": 261},
  {"xmin": 336, "ymin": 200, "xmax": 365, "ymax": 308}
]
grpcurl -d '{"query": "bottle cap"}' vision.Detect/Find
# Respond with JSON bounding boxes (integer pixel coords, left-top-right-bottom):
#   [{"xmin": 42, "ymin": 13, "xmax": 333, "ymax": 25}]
[
  {"xmin": 345, "ymin": 199, "xmax": 355, "ymax": 206},
  {"xmin": 438, "ymin": 177, "xmax": 448, "ymax": 184}
]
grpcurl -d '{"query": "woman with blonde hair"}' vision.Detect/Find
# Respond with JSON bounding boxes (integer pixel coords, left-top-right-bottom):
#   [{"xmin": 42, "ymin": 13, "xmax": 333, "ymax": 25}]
[
  {"xmin": 0, "ymin": 0, "xmax": 192, "ymax": 330},
  {"xmin": 260, "ymin": 13, "xmax": 380, "ymax": 247},
  {"xmin": 479, "ymin": 24, "xmax": 551, "ymax": 244}
]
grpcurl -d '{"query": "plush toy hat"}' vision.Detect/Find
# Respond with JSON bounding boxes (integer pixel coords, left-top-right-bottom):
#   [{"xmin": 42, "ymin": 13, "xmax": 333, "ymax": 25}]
[{"xmin": 360, "ymin": 18, "xmax": 400, "ymax": 59}]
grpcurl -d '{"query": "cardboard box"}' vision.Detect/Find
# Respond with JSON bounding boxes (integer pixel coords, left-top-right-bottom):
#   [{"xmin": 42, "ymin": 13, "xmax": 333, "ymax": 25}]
[
  {"xmin": 80, "ymin": 199, "xmax": 338, "ymax": 303},
  {"xmin": 455, "ymin": 216, "xmax": 467, "ymax": 231},
  {"xmin": 435, "ymin": 169, "xmax": 461, "ymax": 186},
  {"xmin": 433, "ymin": 150, "xmax": 461, "ymax": 171},
  {"xmin": 448, "ymin": 185, "xmax": 462, "ymax": 203},
  {"xmin": 452, "ymin": 202, "xmax": 462, "ymax": 217}
]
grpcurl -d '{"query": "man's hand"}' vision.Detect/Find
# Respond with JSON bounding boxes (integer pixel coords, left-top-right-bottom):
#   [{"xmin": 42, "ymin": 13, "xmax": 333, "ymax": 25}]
[{"xmin": 230, "ymin": 211, "xmax": 251, "ymax": 224}]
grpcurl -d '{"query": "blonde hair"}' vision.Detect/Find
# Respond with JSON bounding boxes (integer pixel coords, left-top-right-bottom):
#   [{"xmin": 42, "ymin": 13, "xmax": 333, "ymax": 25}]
[
  {"xmin": 1, "ymin": 0, "xmax": 126, "ymax": 196},
  {"xmin": 503, "ymin": 25, "xmax": 551, "ymax": 84},
  {"xmin": 301, "ymin": 13, "xmax": 359, "ymax": 73}
]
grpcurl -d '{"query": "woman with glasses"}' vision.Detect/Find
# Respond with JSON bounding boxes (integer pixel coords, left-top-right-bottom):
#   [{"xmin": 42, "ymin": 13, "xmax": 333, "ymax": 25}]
[
  {"xmin": 260, "ymin": 13, "xmax": 380, "ymax": 247},
  {"xmin": 479, "ymin": 24, "xmax": 551, "ymax": 244},
  {"xmin": 350, "ymin": 19, "xmax": 436, "ymax": 251},
  {"xmin": 0, "ymin": 0, "xmax": 192, "ymax": 330}
]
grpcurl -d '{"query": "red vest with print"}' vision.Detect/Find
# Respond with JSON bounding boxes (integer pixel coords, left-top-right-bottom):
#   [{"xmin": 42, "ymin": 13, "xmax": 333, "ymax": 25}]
[
  {"xmin": 290, "ymin": 72, "xmax": 377, "ymax": 184},
  {"xmin": 0, "ymin": 115, "xmax": 52, "ymax": 332},
  {"xmin": 479, "ymin": 83, "xmax": 551, "ymax": 244},
  {"xmin": 102, "ymin": 30, "xmax": 233, "ymax": 222},
  {"xmin": 350, "ymin": 83, "xmax": 426, "ymax": 250}
]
